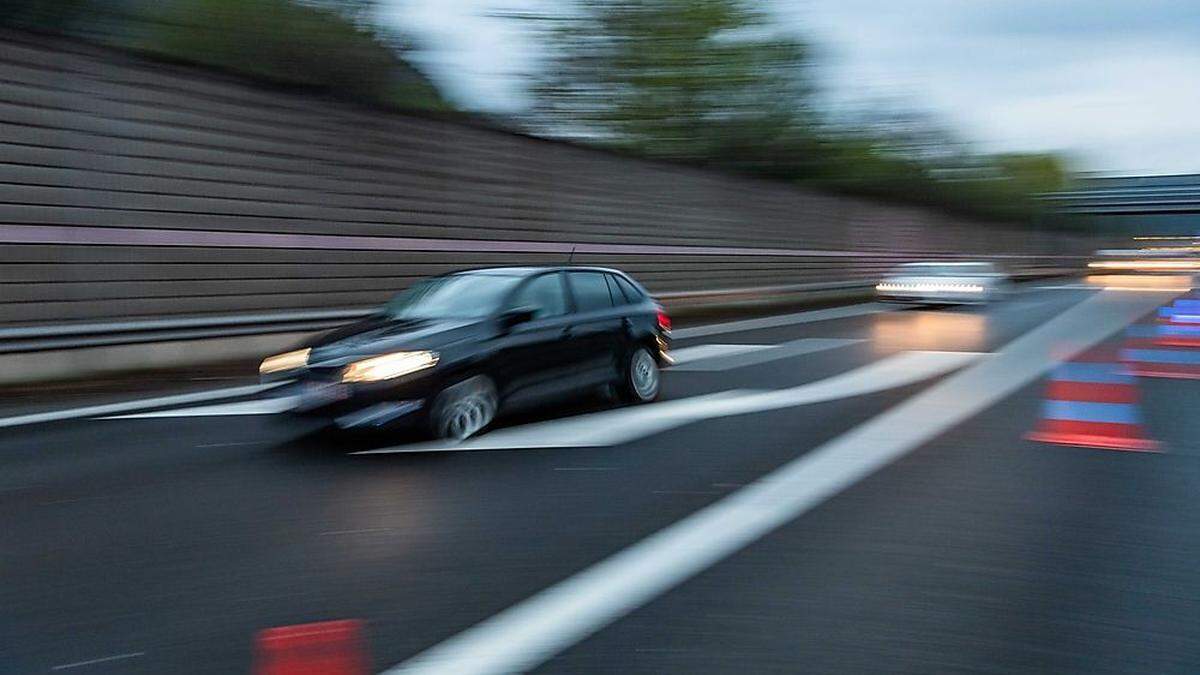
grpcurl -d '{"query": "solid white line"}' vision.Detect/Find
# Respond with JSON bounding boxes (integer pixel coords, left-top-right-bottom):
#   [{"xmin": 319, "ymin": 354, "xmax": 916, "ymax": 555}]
[
  {"xmin": 354, "ymin": 350, "xmax": 982, "ymax": 455},
  {"xmin": 671, "ymin": 303, "xmax": 889, "ymax": 340},
  {"xmin": 51, "ymin": 652, "xmax": 145, "ymax": 670},
  {"xmin": 101, "ymin": 395, "xmax": 300, "ymax": 419},
  {"xmin": 382, "ymin": 288, "xmax": 1171, "ymax": 675},
  {"xmin": 0, "ymin": 383, "xmax": 287, "ymax": 430}
]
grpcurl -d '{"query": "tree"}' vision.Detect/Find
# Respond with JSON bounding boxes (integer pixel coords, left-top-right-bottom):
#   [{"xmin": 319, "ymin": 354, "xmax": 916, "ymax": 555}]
[
  {"xmin": 527, "ymin": 0, "xmax": 815, "ymax": 171},
  {"xmin": 1, "ymin": 0, "xmax": 451, "ymax": 111}
]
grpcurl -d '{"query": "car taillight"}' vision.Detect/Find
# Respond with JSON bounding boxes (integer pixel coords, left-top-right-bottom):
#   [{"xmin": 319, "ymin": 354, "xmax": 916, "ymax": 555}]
[{"xmin": 656, "ymin": 309, "xmax": 672, "ymax": 333}]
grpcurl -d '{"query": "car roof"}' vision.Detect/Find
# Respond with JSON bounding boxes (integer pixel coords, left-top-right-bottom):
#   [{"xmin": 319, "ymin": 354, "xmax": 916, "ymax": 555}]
[{"xmin": 450, "ymin": 265, "xmax": 631, "ymax": 277}]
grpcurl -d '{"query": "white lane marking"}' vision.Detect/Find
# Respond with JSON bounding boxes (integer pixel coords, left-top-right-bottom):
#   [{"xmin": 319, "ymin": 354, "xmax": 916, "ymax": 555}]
[
  {"xmin": 0, "ymin": 306, "xmax": 884, "ymax": 428},
  {"xmin": 101, "ymin": 396, "xmax": 300, "ymax": 419},
  {"xmin": 671, "ymin": 337, "xmax": 861, "ymax": 372},
  {"xmin": 354, "ymin": 351, "xmax": 982, "ymax": 455},
  {"xmin": 0, "ymin": 383, "xmax": 286, "ymax": 430},
  {"xmin": 383, "ymin": 288, "xmax": 1171, "ymax": 675},
  {"xmin": 671, "ymin": 303, "xmax": 889, "ymax": 340},
  {"xmin": 667, "ymin": 343, "xmax": 771, "ymax": 365},
  {"xmin": 51, "ymin": 652, "xmax": 145, "ymax": 670}
]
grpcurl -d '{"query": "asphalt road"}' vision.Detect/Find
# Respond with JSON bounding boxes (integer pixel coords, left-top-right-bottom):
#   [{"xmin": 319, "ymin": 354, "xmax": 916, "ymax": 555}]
[{"xmin": 3, "ymin": 279, "xmax": 1199, "ymax": 674}]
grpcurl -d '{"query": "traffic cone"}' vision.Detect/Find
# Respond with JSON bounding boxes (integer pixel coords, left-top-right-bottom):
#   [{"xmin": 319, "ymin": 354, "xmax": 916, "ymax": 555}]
[
  {"xmin": 1124, "ymin": 303, "xmax": 1200, "ymax": 379},
  {"xmin": 253, "ymin": 620, "xmax": 369, "ymax": 675},
  {"xmin": 1025, "ymin": 352, "xmax": 1159, "ymax": 452},
  {"xmin": 1157, "ymin": 296, "xmax": 1200, "ymax": 324}
]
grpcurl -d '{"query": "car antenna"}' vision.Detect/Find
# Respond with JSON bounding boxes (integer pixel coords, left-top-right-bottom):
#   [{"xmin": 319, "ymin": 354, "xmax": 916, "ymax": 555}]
[{"xmin": 567, "ymin": 245, "xmax": 577, "ymax": 264}]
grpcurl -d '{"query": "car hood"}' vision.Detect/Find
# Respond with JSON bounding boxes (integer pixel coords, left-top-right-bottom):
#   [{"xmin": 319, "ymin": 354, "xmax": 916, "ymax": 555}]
[{"xmin": 304, "ymin": 315, "xmax": 492, "ymax": 365}]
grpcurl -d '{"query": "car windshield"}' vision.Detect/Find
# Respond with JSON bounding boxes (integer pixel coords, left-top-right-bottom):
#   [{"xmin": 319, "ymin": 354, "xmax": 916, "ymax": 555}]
[
  {"xmin": 384, "ymin": 273, "xmax": 523, "ymax": 320},
  {"xmin": 896, "ymin": 263, "xmax": 991, "ymax": 276}
]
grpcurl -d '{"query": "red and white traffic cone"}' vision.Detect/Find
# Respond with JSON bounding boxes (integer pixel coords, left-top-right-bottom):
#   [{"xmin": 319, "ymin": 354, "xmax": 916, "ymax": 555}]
[
  {"xmin": 1026, "ymin": 350, "xmax": 1158, "ymax": 452},
  {"xmin": 253, "ymin": 620, "xmax": 369, "ymax": 675},
  {"xmin": 1124, "ymin": 301, "xmax": 1200, "ymax": 379}
]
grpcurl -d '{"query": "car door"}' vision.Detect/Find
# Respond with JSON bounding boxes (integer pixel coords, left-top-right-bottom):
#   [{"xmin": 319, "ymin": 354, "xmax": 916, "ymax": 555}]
[
  {"xmin": 493, "ymin": 271, "xmax": 576, "ymax": 409},
  {"xmin": 564, "ymin": 270, "xmax": 626, "ymax": 389}
]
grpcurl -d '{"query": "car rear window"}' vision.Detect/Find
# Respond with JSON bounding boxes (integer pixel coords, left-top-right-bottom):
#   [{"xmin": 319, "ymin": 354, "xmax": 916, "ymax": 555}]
[{"xmin": 570, "ymin": 272, "xmax": 616, "ymax": 312}]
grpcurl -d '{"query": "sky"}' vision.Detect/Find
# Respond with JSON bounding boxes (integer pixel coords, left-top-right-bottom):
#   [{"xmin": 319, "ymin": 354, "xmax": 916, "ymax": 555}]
[{"xmin": 385, "ymin": 0, "xmax": 1200, "ymax": 176}]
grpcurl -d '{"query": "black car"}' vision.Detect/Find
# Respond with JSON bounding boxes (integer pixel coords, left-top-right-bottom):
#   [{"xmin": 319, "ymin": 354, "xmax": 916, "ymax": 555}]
[{"xmin": 259, "ymin": 266, "xmax": 672, "ymax": 440}]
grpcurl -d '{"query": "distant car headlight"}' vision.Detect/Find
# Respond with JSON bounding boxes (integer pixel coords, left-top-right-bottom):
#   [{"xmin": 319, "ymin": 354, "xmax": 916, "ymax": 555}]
[
  {"xmin": 259, "ymin": 348, "xmax": 310, "ymax": 376},
  {"xmin": 341, "ymin": 351, "xmax": 439, "ymax": 383},
  {"xmin": 876, "ymin": 282, "xmax": 984, "ymax": 293}
]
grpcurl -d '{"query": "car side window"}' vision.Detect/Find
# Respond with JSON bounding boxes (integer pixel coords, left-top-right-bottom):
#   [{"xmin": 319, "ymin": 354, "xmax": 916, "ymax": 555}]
[
  {"xmin": 604, "ymin": 274, "xmax": 631, "ymax": 305},
  {"xmin": 611, "ymin": 274, "xmax": 644, "ymax": 304},
  {"xmin": 510, "ymin": 273, "xmax": 568, "ymax": 319},
  {"xmin": 570, "ymin": 272, "xmax": 616, "ymax": 312}
]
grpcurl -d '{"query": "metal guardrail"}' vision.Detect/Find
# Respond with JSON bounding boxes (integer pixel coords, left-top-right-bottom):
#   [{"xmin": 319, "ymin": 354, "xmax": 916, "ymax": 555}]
[
  {"xmin": 0, "ymin": 283, "xmax": 874, "ymax": 355},
  {"xmin": 0, "ymin": 268, "xmax": 1078, "ymax": 356},
  {"xmin": 0, "ymin": 309, "xmax": 375, "ymax": 354}
]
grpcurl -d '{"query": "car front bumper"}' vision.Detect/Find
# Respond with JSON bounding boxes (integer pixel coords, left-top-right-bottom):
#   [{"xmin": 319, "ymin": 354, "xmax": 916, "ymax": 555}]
[
  {"xmin": 286, "ymin": 375, "xmax": 437, "ymax": 430},
  {"xmin": 876, "ymin": 291, "xmax": 989, "ymax": 305}
]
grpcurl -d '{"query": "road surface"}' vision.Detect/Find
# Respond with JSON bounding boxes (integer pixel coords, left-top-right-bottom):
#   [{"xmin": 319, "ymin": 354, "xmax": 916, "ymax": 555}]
[{"xmin": 2, "ymin": 279, "xmax": 1199, "ymax": 674}]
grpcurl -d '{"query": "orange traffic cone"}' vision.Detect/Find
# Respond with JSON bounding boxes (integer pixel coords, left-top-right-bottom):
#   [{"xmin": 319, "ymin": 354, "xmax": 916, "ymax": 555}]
[
  {"xmin": 1026, "ymin": 350, "xmax": 1159, "ymax": 452},
  {"xmin": 253, "ymin": 620, "xmax": 369, "ymax": 675}
]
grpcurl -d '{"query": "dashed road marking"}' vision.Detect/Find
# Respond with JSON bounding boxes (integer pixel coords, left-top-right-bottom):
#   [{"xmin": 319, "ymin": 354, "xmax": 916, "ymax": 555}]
[{"xmin": 52, "ymin": 652, "xmax": 145, "ymax": 670}]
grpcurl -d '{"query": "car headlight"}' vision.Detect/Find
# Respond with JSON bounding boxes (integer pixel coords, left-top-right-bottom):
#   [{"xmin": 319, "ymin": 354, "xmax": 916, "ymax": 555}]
[
  {"xmin": 259, "ymin": 348, "xmax": 310, "ymax": 376},
  {"xmin": 341, "ymin": 351, "xmax": 439, "ymax": 383}
]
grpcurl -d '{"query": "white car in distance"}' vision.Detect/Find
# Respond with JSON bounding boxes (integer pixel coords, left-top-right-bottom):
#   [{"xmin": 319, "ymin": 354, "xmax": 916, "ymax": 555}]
[{"xmin": 876, "ymin": 262, "xmax": 1010, "ymax": 305}]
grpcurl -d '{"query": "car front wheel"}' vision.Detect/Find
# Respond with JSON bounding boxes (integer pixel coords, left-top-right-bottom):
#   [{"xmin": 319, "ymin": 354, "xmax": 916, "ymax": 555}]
[
  {"xmin": 430, "ymin": 375, "xmax": 497, "ymax": 441},
  {"xmin": 621, "ymin": 346, "xmax": 661, "ymax": 403}
]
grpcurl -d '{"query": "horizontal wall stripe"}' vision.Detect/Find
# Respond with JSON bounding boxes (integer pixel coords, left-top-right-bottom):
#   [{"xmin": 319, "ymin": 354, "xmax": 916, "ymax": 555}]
[
  {"xmin": 0, "ymin": 224, "xmax": 1079, "ymax": 259},
  {"xmin": 1042, "ymin": 400, "xmax": 1141, "ymax": 424},
  {"xmin": 0, "ymin": 224, "xmax": 887, "ymax": 257}
]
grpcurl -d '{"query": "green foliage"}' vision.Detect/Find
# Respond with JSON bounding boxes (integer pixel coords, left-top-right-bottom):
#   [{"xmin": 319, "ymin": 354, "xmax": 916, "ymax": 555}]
[
  {"xmin": 532, "ymin": 0, "xmax": 814, "ymax": 169},
  {"xmin": 526, "ymin": 0, "xmax": 1070, "ymax": 223},
  {"xmin": 1, "ymin": 0, "xmax": 450, "ymax": 111}
]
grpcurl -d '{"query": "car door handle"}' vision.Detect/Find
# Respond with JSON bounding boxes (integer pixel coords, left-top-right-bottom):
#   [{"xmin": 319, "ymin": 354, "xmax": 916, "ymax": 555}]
[{"xmin": 560, "ymin": 326, "xmax": 573, "ymax": 339}]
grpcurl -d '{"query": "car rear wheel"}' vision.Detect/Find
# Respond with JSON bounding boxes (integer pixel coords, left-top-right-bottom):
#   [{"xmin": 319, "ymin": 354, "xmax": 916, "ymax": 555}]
[
  {"xmin": 430, "ymin": 375, "xmax": 497, "ymax": 441},
  {"xmin": 621, "ymin": 346, "xmax": 661, "ymax": 403}
]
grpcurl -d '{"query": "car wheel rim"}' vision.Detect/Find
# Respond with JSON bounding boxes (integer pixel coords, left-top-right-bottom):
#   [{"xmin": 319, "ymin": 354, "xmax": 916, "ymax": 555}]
[
  {"xmin": 443, "ymin": 390, "xmax": 494, "ymax": 440},
  {"xmin": 631, "ymin": 349, "xmax": 659, "ymax": 400}
]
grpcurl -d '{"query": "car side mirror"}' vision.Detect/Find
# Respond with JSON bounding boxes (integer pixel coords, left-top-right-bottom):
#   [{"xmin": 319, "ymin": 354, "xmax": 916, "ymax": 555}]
[{"xmin": 500, "ymin": 306, "xmax": 536, "ymax": 329}]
